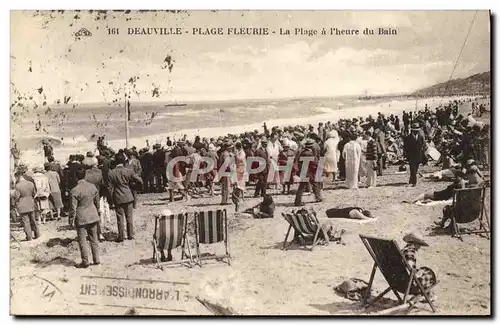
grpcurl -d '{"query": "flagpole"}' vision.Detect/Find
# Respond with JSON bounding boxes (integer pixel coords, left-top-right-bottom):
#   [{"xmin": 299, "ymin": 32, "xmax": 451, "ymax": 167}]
[{"xmin": 125, "ymin": 92, "xmax": 130, "ymax": 149}]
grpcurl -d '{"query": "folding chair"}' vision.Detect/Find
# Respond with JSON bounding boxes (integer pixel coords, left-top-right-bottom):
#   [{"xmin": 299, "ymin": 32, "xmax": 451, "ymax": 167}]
[
  {"xmin": 152, "ymin": 212, "xmax": 193, "ymax": 270},
  {"xmin": 451, "ymin": 186, "xmax": 490, "ymax": 240},
  {"xmin": 281, "ymin": 210, "xmax": 329, "ymax": 251},
  {"xmin": 359, "ymin": 235, "xmax": 437, "ymax": 313},
  {"xmin": 193, "ymin": 209, "xmax": 231, "ymax": 266}
]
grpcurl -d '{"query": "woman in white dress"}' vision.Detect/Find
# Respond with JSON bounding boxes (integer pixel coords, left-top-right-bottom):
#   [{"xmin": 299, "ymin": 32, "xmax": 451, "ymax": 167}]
[
  {"xmin": 323, "ymin": 130, "xmax": 340, "ymax": 182},
  {"xmin": 342, "ymin": 133, "xmax": 362, "ymax": 189},
  {"xmin": 356, "ymin": 134, "xmax": 368, "ymax": 178}
]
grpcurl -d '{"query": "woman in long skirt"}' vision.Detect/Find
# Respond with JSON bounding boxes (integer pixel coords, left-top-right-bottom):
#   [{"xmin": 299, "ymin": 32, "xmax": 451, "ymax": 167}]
[{"xmin": 342, "ymin": 134, "xmax": 362, "ymax": 189}]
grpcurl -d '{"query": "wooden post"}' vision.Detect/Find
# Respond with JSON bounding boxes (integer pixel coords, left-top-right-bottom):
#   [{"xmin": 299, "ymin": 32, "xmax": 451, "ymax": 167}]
[{"xmin": 125, "ymin": 92, "xmax": 129, "ymax": 149}]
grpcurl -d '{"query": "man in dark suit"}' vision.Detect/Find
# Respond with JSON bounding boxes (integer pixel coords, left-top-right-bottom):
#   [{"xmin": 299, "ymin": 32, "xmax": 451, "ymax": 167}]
[
  {"xmin": 152, "ymin": 144, "xmax": 167, "ymax": 192},
  {"xmin": 70, "ymin": 168, "xmax": 100, "ymax": 268},
  {"xmin": 108, "ymin": 153, "xmax": 143, "ymax": 242},
  {"xmin": 253, "ymin": 138, "xmax": 270, "ymax": 197},
  {"xmin": 373, "ymin": 124, "xmax": 386, "ymax": 176},
  {"xmin": 404, "ymin": 123, "xmax": 427, "ymax": 187},
  {"xmin": 294, "ymin": 139, "xmax": 323, "ymax": 206}
]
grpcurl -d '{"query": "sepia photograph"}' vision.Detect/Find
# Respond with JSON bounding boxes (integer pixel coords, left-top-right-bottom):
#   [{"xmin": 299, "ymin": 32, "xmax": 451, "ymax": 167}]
[{"xmin": 9, "ymin": 10, "xmax": 491, "ymax": 316}]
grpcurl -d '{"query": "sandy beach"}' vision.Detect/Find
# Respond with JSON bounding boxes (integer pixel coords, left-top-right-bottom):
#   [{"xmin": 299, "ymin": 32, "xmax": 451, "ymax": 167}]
[
  {"xmin": 10, "ymin": 163, "xmax": 491, "ymax": 315},
  {"xmin": 9, "ymin": 99, "xmax": 491, "ymax": 316}
]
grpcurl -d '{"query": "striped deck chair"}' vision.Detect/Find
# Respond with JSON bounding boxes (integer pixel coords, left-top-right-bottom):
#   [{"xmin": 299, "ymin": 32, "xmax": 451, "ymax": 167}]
[
  {"xmin": 152, "ymin": 212, "xmax": 192, "ymax": 270},
  {"xmin": 359, "ymin": 235, "xmax": 437, "ymax": 313},
  {"xmin": 193, "ymin": 209, "xmax": 230, "ymax": 267},
  {"xmin": 451, "ymin": 186, "xmax": 490, "ymax": 240},
  {"xmin": 281, "ymin": 210, "xmax": 329, "ymax": 251}
]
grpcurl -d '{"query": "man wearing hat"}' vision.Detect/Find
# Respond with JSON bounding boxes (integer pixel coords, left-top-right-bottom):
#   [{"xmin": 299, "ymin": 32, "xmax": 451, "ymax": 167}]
[
  {"xmin": 401, "ymin": 231, "xmax": 436, "ymax": 300},
  {"xmin": 84, "ymin": 159, "xmax": 106, "ymax": 241},
  {"xmin": 13, "ymin": 170, "xmax": 40, "ymax": 241},
  {"xmin": 108, "ymin": 153, "xmax": 143, "ymax": 242},
  {"xmin": 373, "ymin": 123, "xmax": 386, "ymax": 176},
  {"xmin": 70, "ymin": 167, "xmax": 101, "ymax": 268},
  {"xmin": 294, "ymin": 139, "xmax": 323, "ymax": 206},
  {"xmin": 152, "ymin": 144, "xmax": 167, "ymax": 192},
  {"xmin": 42, "ymin": 140, "xmax": 54, "ymax": 162},
  {"xmin": 82, "ymin": 151, "xmax": 98, "ymax": 168},
  {"xmin": 139, "ymin": 147, "xmax": 154, "ymax": 193},
  {"xmin": 253, "ymin": 138, "xmax": 270, "ymax": 197},
  {"xmin": 218, "ymin": 139, "xmax": 234, "ymax": 205},
  {"xmin": 278, "ymin": 142, "xmax": 296, "ymax": 194},
  {"xmin": 404, "ymin": 123, "xmax": 427, "ymax": 186}
]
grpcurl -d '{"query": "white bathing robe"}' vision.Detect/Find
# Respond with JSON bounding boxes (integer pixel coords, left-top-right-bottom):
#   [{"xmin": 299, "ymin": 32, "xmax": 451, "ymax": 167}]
[
  {"xmin": 342, "ymin": 140, "xmax": 362, "ymax": 189},
  {"xmin": 323, "ymin": 134, "xmax": 340, "ymax": 174}
]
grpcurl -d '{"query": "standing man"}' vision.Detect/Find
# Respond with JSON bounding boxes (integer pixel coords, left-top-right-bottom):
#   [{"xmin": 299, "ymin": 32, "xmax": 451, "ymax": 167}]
[
  {"xmin": 404, "ymin": 123, "xmax": 427, "ymax": 187},
  {"xmin": 152, "ymin": 144, "xmax": 167, "ymax": 192},
  {"xmin": 253, "ymin": 138, "xmax": 270, "ymax": 198},
  {"xmin": 84, "ymin": 160, "xmax": 105, "ymax": 241},
  {"xmin": 108, "ymin": 153, "xmax": 143, "ymax": 242},
  {"xmin": 218, "ymin": 140, "xmax": 234, "ymax": 205},
  {"xmin": 373, "ymin": 124, "xmax": 386, "ymax": 176},
  {"xmin": 42, "ymin": 140, "xmax": 54, "ymax": 162},
  {"xmin": 125, "ymin": 149, "xmax": 142, "ymax": 207},
  {"xmin": 294, "ymin": 139, "xmax": 323, "ymax": 206},
  {"xmin": 13, "ymin": 171, "xmax": 40, "ymax": 241},
  {"xmin": 70, "ymin": 168, "xmax": 100, "ymax": 268},
  {"xmin": 139, "ymin": 148, "xmax": 154, "ymax": 193},
  {"xmin": 365, "ymin": 131, "xmax": 378, "ymax": 188},
  {"xmin": 402, "ymin": 111, "xmax": 410, "ymax": 135}
]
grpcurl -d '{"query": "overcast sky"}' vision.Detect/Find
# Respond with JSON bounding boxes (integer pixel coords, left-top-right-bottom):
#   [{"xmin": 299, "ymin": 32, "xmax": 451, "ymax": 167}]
[{"xmin": 10, "ymin": 10, "xmax": 490, "ymax": 103}]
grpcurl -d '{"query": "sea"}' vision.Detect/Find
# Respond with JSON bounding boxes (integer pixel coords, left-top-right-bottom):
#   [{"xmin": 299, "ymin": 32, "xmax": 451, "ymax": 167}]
[{"xmin": 11, "ymin": 95, "xmax": 465, "ymax": 167}]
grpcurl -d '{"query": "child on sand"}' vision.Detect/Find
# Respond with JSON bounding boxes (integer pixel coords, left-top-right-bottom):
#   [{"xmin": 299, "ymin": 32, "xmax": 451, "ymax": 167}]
[{"xmin": 401, "ymin": 231, "xmax": 437, "ymax": 301}]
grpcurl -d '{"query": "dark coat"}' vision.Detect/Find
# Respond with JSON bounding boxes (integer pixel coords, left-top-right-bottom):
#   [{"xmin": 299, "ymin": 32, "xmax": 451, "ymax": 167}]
[
  {"xmin": 404, "ymin": 133, "xmax": 427, "ymax": 164},
  {"xmin": 253, "ymin": 147, "xmax": 270, "ymax": 175},
  {"xmin": 108, "ymin": 165, "xmax": 143, "ymax": 205}
]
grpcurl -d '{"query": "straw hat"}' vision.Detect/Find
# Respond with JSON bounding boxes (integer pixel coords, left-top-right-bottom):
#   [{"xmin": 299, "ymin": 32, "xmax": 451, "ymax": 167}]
[
  {"xmin": 403, "ymin": 231, "xmax": 429, "ymax": 246},
  {"xmin": 32, "ymin": 166, "xmax": 44, "ymax": 173}
]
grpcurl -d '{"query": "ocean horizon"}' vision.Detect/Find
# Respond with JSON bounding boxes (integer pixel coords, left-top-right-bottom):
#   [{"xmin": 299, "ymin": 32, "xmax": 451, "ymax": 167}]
[{"xmin": 11, "ymin": 94, "xmax": 468, "ymax": 167}]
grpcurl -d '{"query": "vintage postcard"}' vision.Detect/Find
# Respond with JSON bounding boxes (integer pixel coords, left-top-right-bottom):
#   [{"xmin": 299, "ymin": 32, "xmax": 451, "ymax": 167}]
[{"xmin": 10, "ymin": 10, "xmax": 491, "ymax": 316}]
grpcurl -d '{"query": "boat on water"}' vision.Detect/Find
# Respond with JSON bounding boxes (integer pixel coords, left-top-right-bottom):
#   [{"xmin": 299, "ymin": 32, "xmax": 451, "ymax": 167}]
[
  {"xmin": 165, "ymin": 103, "xmax": 187, "ymax": 107},
  {"xmin": 358, "ymin": 90, "xmax": 372, "ymax": 101}
]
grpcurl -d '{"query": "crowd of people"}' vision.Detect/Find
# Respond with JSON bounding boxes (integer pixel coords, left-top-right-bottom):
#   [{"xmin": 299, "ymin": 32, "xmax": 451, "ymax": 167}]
[{"xmin": 10, "ymin": 97, "xmax": 490, "ymax": 270}]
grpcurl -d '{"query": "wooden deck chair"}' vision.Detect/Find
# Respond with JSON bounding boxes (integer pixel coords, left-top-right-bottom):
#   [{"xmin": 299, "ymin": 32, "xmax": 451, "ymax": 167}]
[
  {"xmin": 451, "ymin": 186, "xmax": 490, "ymax": 240},
  {"xmin": 152, "ymin": 212, "xmax": 193, "ymax": 270},
  {"xmin": 281, "ymin": 210, "xmax": 329, "ymax": 251},
  {"xmin": 193, "ymin": 209, "xmax": 231, "ymax": 267},
  {"xmin": 359, "ymin": 235, "xmax": 437, "ymax": 313}
]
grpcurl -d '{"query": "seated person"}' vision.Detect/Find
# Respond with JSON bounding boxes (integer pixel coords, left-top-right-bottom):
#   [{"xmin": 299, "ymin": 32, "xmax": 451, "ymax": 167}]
[
  {"xmin": 325, "ymin": 207, "xmax": 374, "ymax": 220},
  {"xmin": 401, "ymin": 231, "xmax": 436, "ymax": 300},
  {"xmin": 415, "ymin": 160, "xmax": 482, "ymax": 204},
  {"xmin": 434, "ymin": 160, "xmax": 484, "ymax": 228},
  {"xmin": 241, "ymin": 194, "xmax": 275, "ymax": 219}
]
